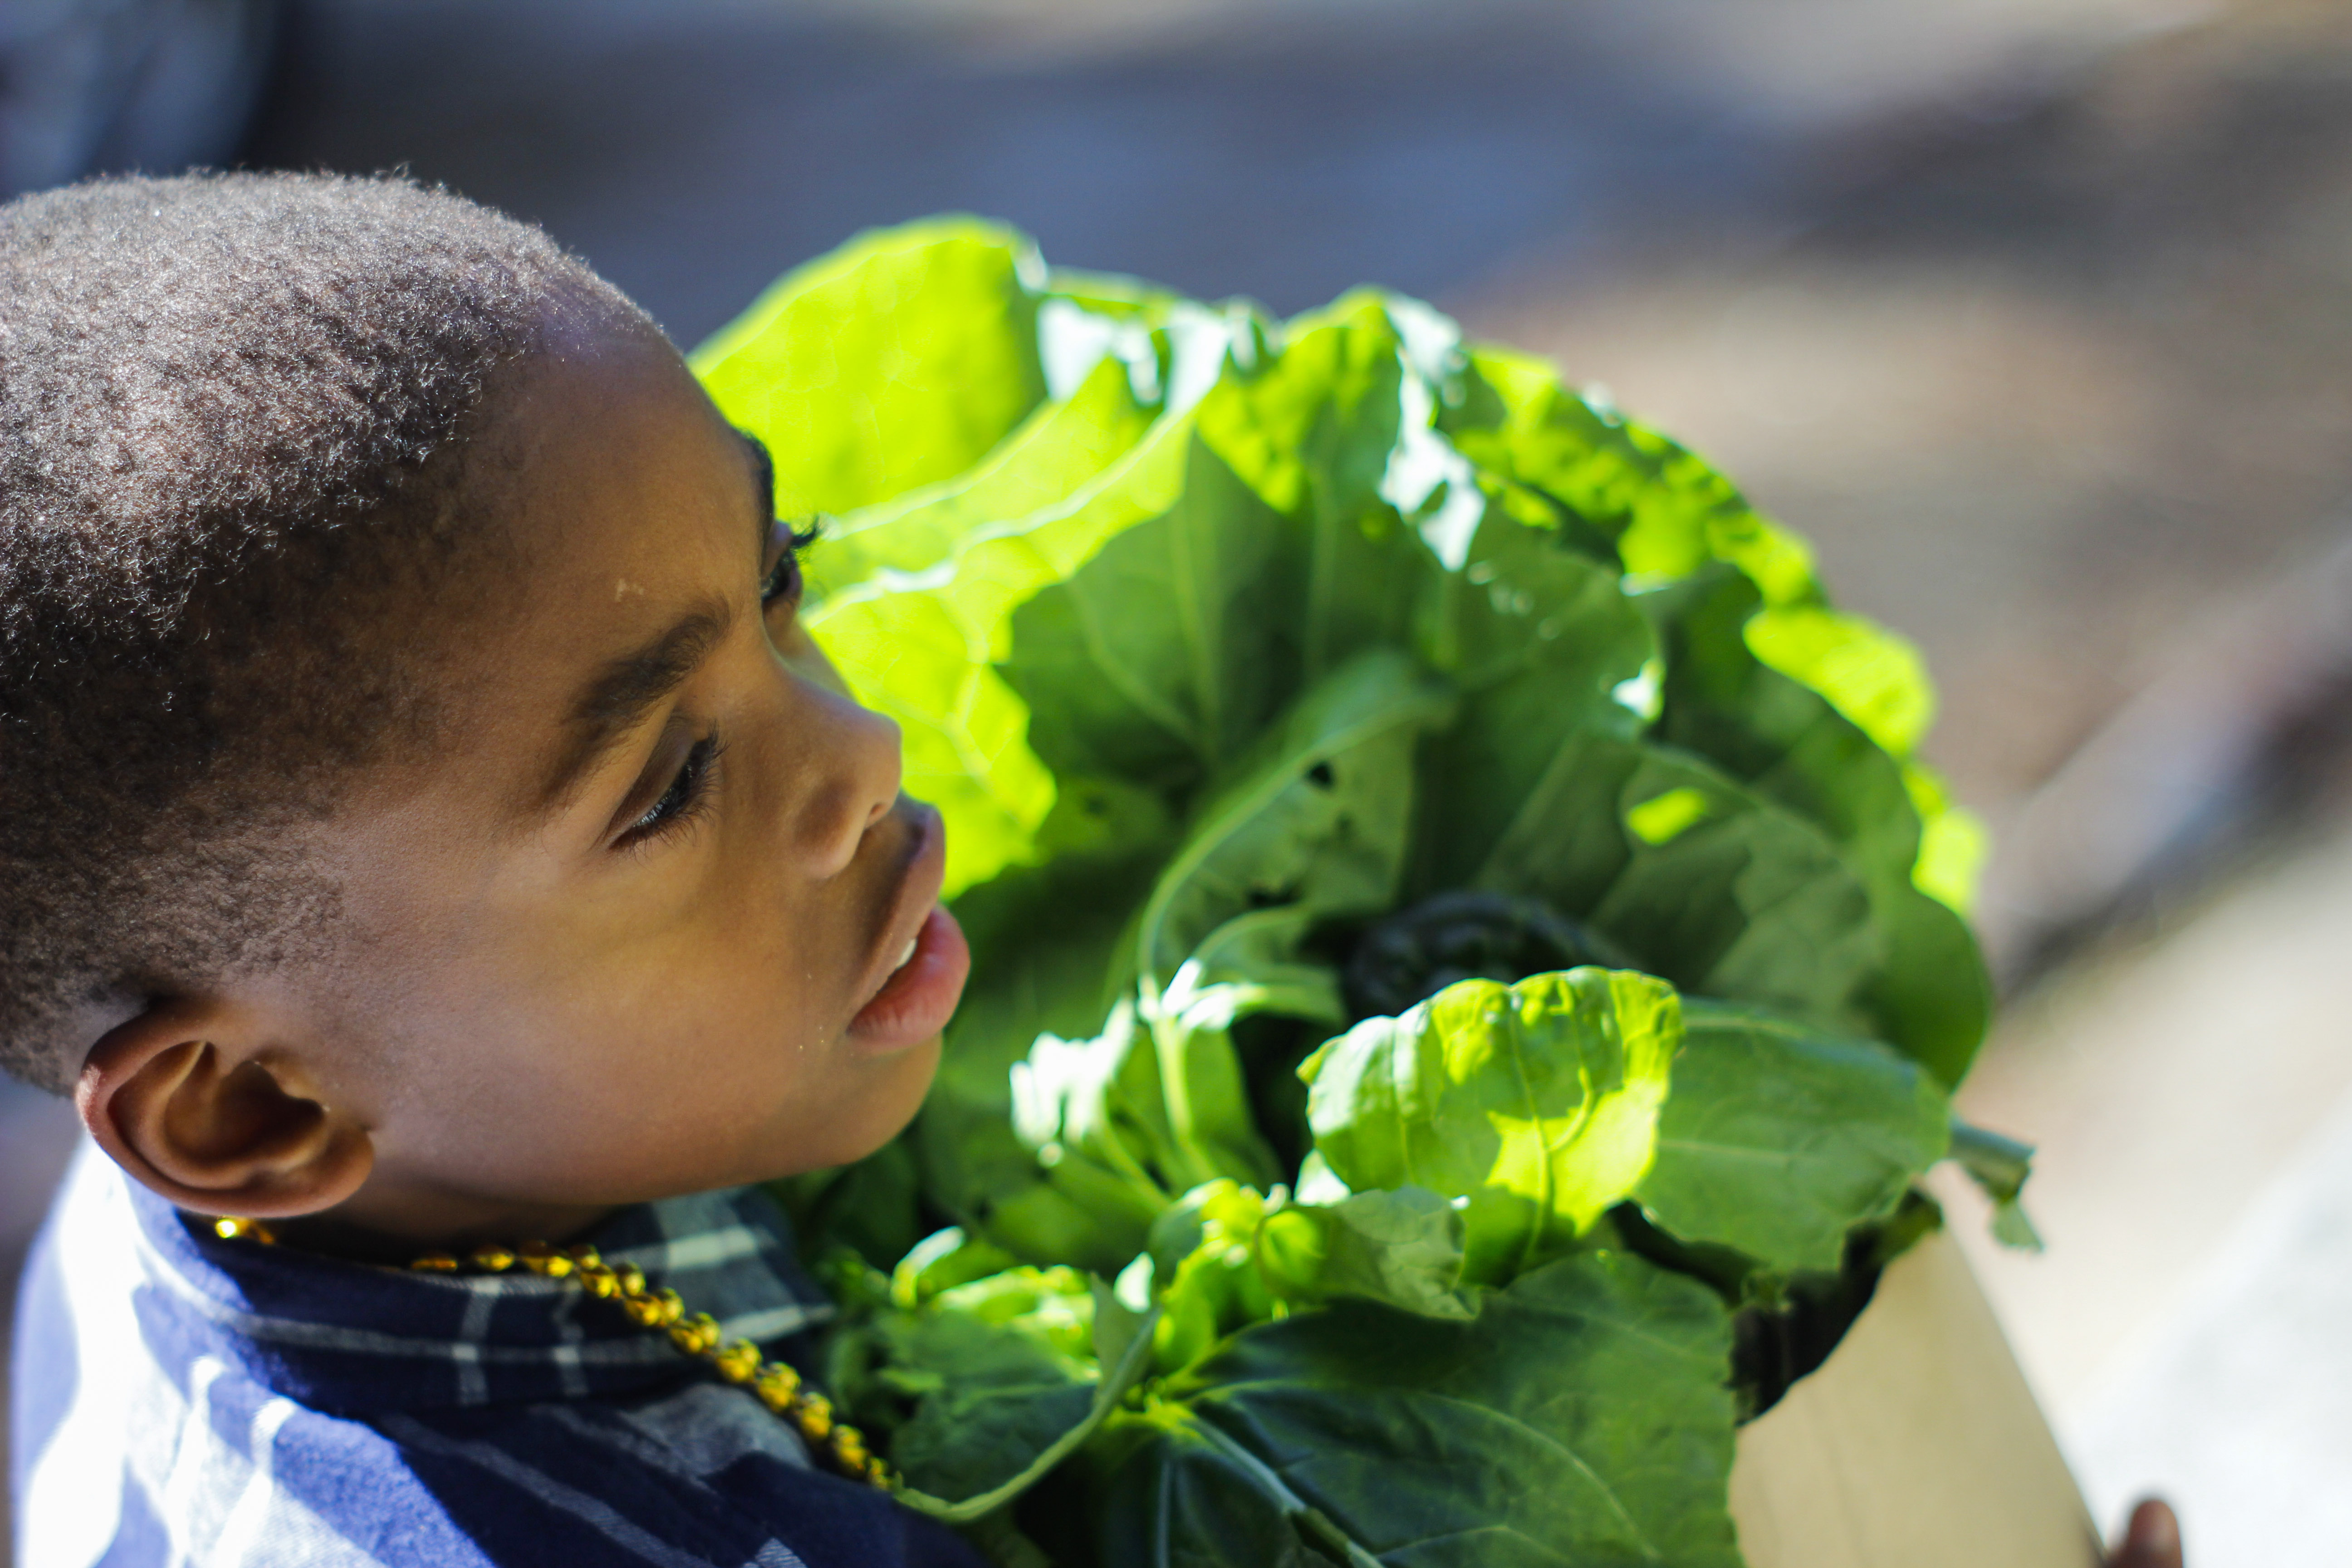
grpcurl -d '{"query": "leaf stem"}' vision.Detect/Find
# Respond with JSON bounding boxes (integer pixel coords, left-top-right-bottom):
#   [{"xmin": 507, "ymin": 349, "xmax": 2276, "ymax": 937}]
[
  {"xmin": 1948, "ymin": 1118, "xmax": 2045, "ymax": 1253},
  {"xmin": 1947, "ymin": 1119, "xmax": 2032, "ymax": 1203},
  {"xmin": 892, "ymin": 1303, "xmax": 1165, "ymax": 1526},
  {"xmin": 1189, "ymin": 1417, "xmax": 1386, "ymax": 1568}
]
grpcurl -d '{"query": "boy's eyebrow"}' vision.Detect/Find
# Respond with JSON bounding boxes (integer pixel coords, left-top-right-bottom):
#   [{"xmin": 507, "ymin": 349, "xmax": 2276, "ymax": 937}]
[{"xmin": 538, "ymin": 603, "xmax": 735, "ymax": 814}]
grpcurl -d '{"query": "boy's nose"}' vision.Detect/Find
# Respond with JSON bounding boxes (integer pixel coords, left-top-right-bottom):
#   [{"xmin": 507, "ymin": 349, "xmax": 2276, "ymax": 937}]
[{"xmin": 781, "ymin": 669, "xmax": 904, "ymax": 882}]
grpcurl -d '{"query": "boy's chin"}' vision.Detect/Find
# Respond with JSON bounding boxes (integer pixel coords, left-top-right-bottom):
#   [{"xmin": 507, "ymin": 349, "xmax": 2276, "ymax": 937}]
[{"xmin": 762, "ymin": 1034, "xmax": 943, "ymax": 1181}]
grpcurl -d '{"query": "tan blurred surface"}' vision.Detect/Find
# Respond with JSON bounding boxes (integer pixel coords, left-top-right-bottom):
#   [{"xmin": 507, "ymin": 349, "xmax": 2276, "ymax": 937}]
[
  {"xmin": 1730, "ymin": 1229, "xmax": 2097, "ymax": 1568},
  {"xmin": 2068, "ymin": 1082, "xmax": 2352, "ymax": 1558},
  {"xmin": 1937, "ymin": 820, "xmax": 2352, "ymax": 1421},
  {"xmin": 1922, "ymin": 805, "xmax": 2352, "ymax": 1563}
]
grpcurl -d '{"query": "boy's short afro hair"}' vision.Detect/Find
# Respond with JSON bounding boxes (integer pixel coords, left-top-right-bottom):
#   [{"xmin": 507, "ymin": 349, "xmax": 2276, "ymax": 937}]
[{"xmin": 0, "ymin": 170, "xmax": 637, "ymax": 1093}]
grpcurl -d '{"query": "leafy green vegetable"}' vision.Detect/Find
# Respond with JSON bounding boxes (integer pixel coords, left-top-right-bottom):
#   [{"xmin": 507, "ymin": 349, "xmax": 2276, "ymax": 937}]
[
  {"xmin": 1647, "ymin": 567, "xmax": 1990, "ymax": 1083},
  {"xmin": 1300, "ymin": 970, "xmax": 1679, "ymax": 1286},
  {"xmin": 869, "ymin": 1265, "xmax": 1103, "ymax": 1502},
  {"xmin": 1635, "ymin": 1002, "xmax": 1952, "ymax": 1276},
  {"xmin": 704, "ymin": 217, "xmax": 2030, "ymax": 1568},
  {"xmin": 799, "ymin": 355, "xmax": 1156, "ymax": 607},
  {"xmin": 1133, "ymin": 650, "xmax": 1454, "ymax": 992},
  {"xmin": 1473, "ymin": 733, "xmax": 1879, "ymax": 1030},
  {"xmin": 1253, "ymin": 1186, "xmax": 1474, "ymax": 1322},
  {"xmin": 1142, "ymin": 1181, "xmax": 1286, "ymax": 1377},
  {"xmin": 695, "ymin": 218, "xmax": 1050, "ymax": 519},
  {"xmin": 1406, "ymin": 514, "xmax": 1656, "ymax": 894},
  {"xmin": 828, "ymin": 1241, "xmax": 1163, "ymax": 1521},
  {"xmin": 1095, "ymin": 1251, "xmax": 1740, "ymax": 1568}
]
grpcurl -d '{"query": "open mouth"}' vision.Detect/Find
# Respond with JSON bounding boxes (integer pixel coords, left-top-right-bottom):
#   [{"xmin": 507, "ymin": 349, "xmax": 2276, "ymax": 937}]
[{"xmin": 845, "ymin": 805, "xmax": 971, "ymax": 1054}]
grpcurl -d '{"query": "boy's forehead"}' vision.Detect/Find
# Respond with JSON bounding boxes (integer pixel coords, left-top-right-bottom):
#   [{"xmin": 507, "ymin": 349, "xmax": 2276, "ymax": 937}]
[{"xmin": 443, "ymin": 334, "xmax": 777, "ymax": 821}]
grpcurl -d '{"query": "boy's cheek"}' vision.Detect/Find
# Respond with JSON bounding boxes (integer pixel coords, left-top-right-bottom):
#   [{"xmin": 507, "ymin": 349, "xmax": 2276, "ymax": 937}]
[
  {"xmin": 317, "ymin": 766, "xmax": 927, "ymax": 1199},
  {"xmin": 394, "ymin": 1006, "xmax": 941, "ymax": 1201}
]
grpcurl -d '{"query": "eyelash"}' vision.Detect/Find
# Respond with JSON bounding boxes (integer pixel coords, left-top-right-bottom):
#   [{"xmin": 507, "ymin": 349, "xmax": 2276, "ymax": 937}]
[
  {"xmin": 761, "ymin": 520, "xmax": 823, "ymax": 611},
  {"xmin": 624, "ymin": 735, "xmax": 726, "ymax": 844}
]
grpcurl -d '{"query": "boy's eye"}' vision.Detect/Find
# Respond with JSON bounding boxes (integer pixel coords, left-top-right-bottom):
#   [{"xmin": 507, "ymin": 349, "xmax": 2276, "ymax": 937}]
[
  {"xmin": 760, "ymin": 519, "xmax": 823, "ymax": 611},
  {"xmin": 625, "ymin": 735, "xmax": 723, "ymax": 842}
]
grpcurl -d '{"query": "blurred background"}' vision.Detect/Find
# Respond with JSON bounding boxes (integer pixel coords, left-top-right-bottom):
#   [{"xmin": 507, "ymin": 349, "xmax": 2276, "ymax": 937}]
[{"xmin": 8, "ymin": 0, "xmax": 2352, "ymax": 1560}]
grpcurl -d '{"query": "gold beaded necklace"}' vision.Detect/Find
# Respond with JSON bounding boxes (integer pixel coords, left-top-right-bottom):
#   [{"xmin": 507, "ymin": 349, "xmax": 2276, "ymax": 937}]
[{"xmin": 211, "ymin": 1217, "xmax": 891, "ymax": 1489}]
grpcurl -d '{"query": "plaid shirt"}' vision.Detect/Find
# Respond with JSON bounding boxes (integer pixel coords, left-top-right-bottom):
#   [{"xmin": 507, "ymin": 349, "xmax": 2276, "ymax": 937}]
[{"xmin": 10, "ymin": 1143, "xmax": 985, "ymax": 1568}]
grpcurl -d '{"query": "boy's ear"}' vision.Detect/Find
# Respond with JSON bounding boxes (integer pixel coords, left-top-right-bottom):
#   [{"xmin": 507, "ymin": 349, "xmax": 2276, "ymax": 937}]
[{"xmin": 75, "ymin": 1001, "xmax": 373, "ymax": 1220}]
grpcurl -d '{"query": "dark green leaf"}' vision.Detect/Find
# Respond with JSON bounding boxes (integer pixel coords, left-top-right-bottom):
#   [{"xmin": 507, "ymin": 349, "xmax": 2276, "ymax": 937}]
[
  {"xmin": 1102, "ymin": 1250, "xmax": 1740, "ymax": 1568},
  {"xmin": 1004, "ymin": 433, "xmax": 1297, "ymax": 794},
  {"xmin": 1650, "ymin": 567, "xmax": 1990, "ymax": 1083},
  {"xmin": 1133, "ymin": 650, "xmax": 1456, "ymax": 992},
  {"xmin": 1474, "ymin": 732, "xmax": 1881, "ymax": 1031},
  {"xmin": 863, "ymin": 1266, "xmax": 1100, "ymax": 1501},
  {"xmin": 873, "ymin": 1265, "xmax": 1166, "ymax": 1519},
  {"xmin": 1635, "ymin": 1002, "xmax": 1952, "ymax": 1275},
  {"xmin": 1950, "ymin": 1119, "xmax": 2046, "ymax": 1253},
  {"xmin": 1408, "ymin": 512, "xmax": 1658, "ymax": 894}
]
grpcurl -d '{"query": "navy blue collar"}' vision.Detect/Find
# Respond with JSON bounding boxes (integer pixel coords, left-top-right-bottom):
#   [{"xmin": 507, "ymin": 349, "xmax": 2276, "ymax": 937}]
[{"xmin": 113, "ymin": 1160, "xmax": 833, "ymax": 1417}]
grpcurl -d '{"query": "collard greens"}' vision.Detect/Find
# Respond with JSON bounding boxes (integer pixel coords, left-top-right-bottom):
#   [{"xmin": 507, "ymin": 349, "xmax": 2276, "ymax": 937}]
[{"xmin": 698, "ymin": 219, "xmax": 2014, "ymax": 1567}]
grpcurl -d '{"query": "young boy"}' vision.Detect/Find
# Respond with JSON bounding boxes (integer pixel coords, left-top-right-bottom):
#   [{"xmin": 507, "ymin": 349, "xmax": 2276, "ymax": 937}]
[
  {"xmin": 1, "ymin": 170, "xmax": 2195, "ymax": 1568},
  {"xmin": 3, "ymin": 171, "xmax": 985, "ymax": 1567}
]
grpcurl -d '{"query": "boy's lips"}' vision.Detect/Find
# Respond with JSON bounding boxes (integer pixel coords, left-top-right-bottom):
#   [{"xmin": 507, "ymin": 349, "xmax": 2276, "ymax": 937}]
[{"xmin": 846, "ymin": 805, "xmax": 970, "ymax": 1054}]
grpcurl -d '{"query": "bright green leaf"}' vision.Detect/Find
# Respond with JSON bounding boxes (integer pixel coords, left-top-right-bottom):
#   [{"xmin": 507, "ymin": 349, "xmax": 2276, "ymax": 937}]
[
  {"xmin": 1443, "ymin": 344, "xmax": 1819, "ymax": 609},
  {"xmin": 1300, "ymin": 970, "xmax": 1681, "ymax": 1285},
  {"xmin": 1254, "ymin": 1186, "xmax": 1475, "ymax": 1321},
  {"xmin": 1744, "ymin": 603, "xmax": 1935, "ymax": 763},
  {"xmin": 1905, "ymin": 762, "xmax": 1989, "ymax": 914},
  {"xmin": 1145, "ymin": 1180, "xmax": 1284, "ymax": 1376},
  {"xmin": 802, "ymin": 353, "xmax": 1156, "ymax": 607},
  {"xmin": 1627, "ymin": 786, "xmax": 1713, "ymax": 845},
  {"xmin": 694, "ymin": 217, "xmax": 1049, "ymax": 518}
]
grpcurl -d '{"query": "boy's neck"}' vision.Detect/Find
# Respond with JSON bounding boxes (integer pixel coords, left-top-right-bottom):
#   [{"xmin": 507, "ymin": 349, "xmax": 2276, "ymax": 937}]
[{"xmin": 270, "ymin": 1187, "xmax": 619, "ymax": 1265}]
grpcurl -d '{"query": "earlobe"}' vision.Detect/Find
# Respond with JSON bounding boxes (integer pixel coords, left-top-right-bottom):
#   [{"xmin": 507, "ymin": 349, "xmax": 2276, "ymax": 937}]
[{"xmin": 76, "ymin": 1003, "xmax": 374, "ymax": 1220}]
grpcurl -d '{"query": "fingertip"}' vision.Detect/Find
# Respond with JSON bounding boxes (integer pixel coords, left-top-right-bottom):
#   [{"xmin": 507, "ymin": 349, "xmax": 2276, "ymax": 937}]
[{"xmin": 2118, "ymin": 1497, "xmax": 2181, "ymax": 1568}]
